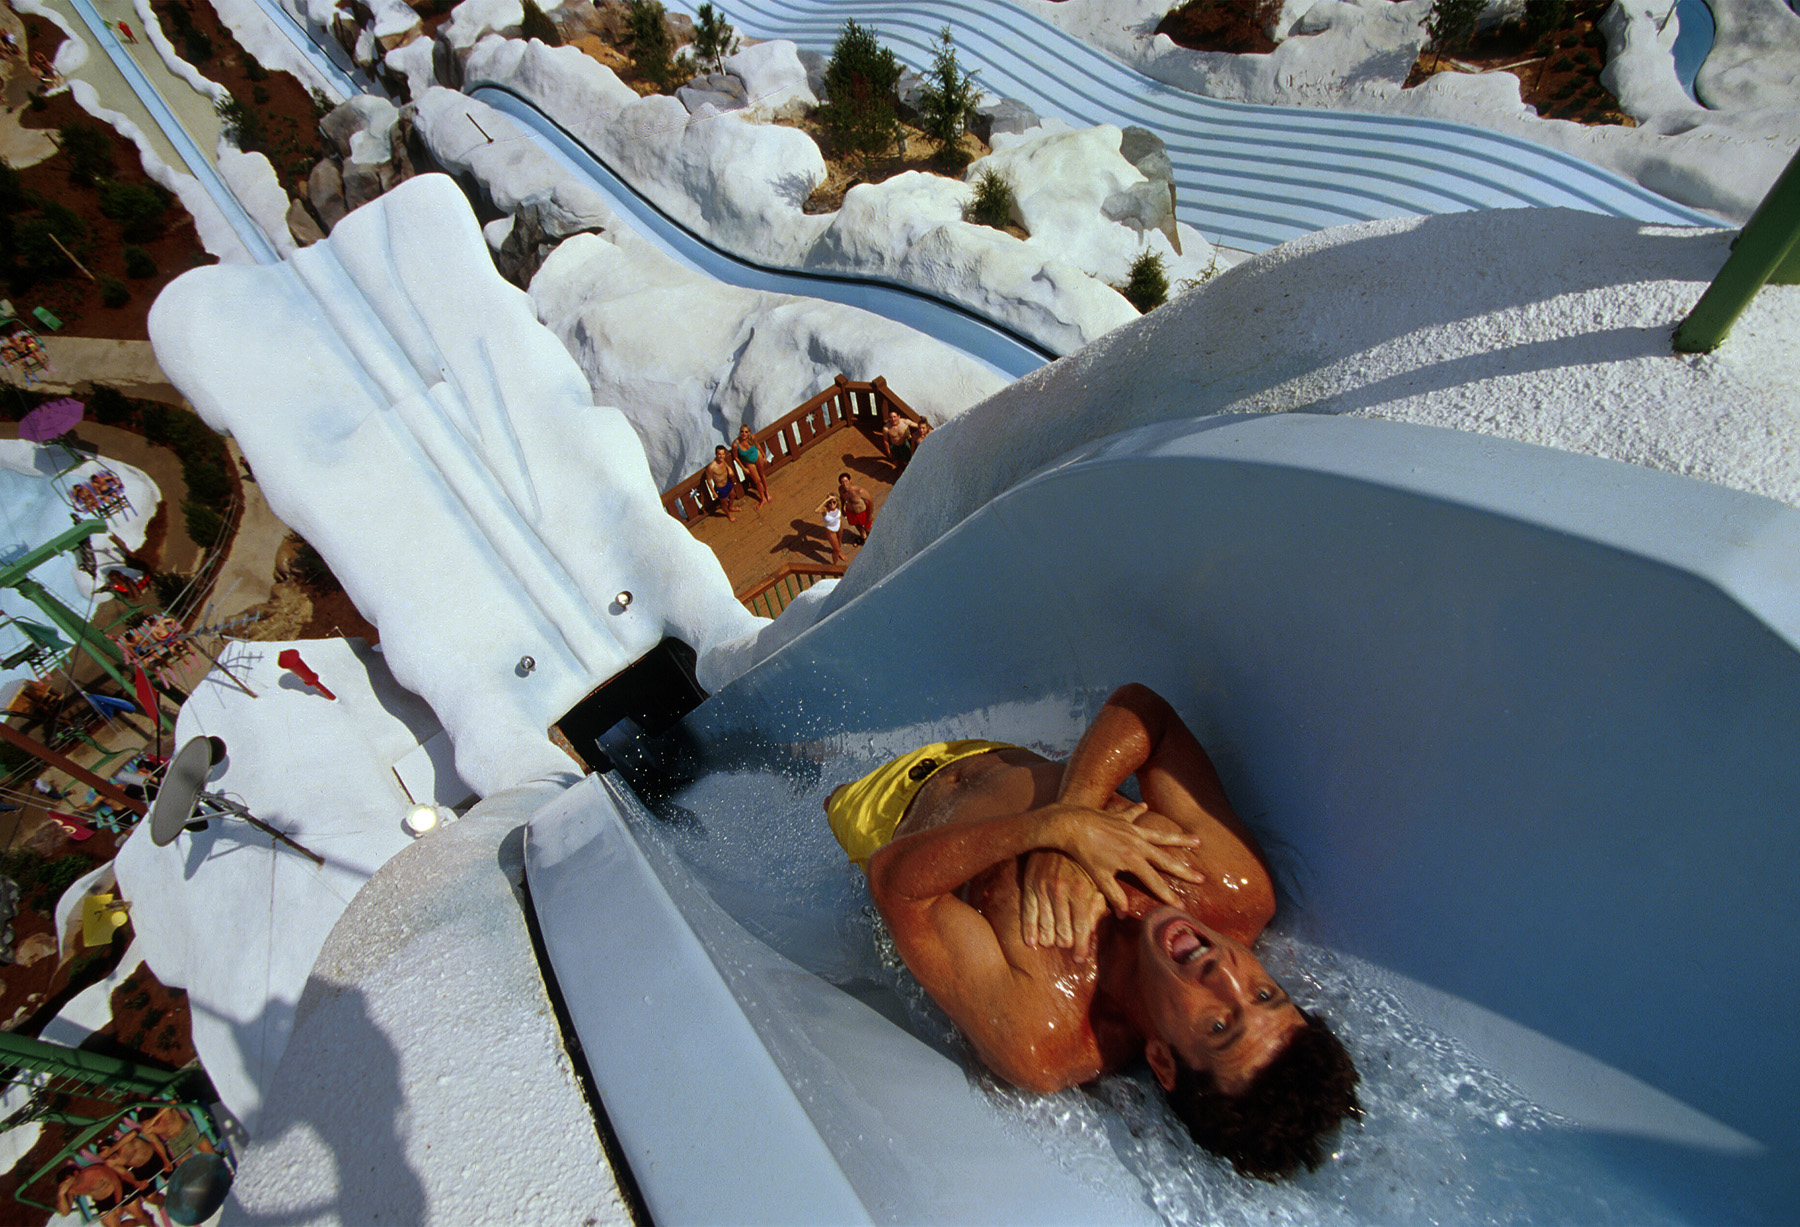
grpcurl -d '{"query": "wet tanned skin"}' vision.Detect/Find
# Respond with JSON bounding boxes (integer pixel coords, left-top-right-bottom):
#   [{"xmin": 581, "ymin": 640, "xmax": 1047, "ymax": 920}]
[{"xmin": 864, "ymin": 685, "xmax": 1301, "ymax": 1094}]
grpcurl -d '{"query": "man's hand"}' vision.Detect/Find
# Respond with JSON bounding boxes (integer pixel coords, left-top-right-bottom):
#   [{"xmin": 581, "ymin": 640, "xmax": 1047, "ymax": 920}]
[
  {"xmin": 1020, "ymin": 850, "xmax": 1107, "ymax": 956},
  {"xmin": 1030, "ymin": 802, "xmax": 1200, "ymax": 917}
]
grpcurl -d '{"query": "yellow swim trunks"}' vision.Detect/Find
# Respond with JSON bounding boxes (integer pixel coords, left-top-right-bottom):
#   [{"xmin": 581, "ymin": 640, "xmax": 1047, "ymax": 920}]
[{"xmin": 826, "ymin": 740, "xmax": 1018, "ymax": 870}]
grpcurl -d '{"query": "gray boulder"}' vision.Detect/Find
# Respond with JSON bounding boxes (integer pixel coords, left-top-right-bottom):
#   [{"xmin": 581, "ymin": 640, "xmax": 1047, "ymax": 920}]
[{"xmin": 970, "ymin": 97, "xmax": 1039, "ymax": 144}]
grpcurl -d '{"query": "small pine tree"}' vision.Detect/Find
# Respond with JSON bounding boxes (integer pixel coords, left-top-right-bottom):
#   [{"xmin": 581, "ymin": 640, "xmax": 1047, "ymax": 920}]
[
  {"xmin": 916, "ymin": 27, "xmax": 981, "ymax": 163},
  {"xmin": 215, "ymin": 95, "xmax": 264, "ymax": 151},
  {"xmin": 692, "ymin": 2, "xmax": 739, "ymax": 74},
  {"xmin": 520, "ymin": 0, "xmax": 561, "ymax": 46},
  {"xmin": 625, "ymin": 0, "xmax": 680, "ymax": 92},
  {"xmin": 1122, "ymin": 250, "xmax": 1168, "ymax": 313},
  {"xmin": 56, "ymin": 120, "xmax": 115, "ymax": 186},
  {"xmin": 967, "ymin": 167, "xmax": 1015, "ymax": 230},
  {"xmin": 1427, "ymin": 0, "xmax": 1484, "ymax": 67},
  {"xmin": 819, "ymin": 19, "xmax": 903, "ymax": 167},
  {"xmin": 98, "ymin": 275, "xmax": 130, "ymax": 308}
]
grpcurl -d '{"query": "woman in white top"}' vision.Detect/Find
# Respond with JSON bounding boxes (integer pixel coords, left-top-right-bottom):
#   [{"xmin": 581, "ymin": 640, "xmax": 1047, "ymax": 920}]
[{"xmin": 819, "ymin": 494, "xmax": 845, "ymax": 564}]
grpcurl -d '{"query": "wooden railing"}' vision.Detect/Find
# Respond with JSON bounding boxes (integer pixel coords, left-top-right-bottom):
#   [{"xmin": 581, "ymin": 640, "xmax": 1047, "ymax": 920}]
[
  {"xmin": 661, "ymin": 375, "xmax": 923, "ymax": 523},
  {"xmin": 737, "ymin": 562, "xmax": 847, "ymax": 618}
]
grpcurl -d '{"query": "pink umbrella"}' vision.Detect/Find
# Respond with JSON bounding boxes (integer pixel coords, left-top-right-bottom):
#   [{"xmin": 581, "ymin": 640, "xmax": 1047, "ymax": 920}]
[{"xmin": 19, "ymin": 397, "xmax": 83, "ymax": 442}]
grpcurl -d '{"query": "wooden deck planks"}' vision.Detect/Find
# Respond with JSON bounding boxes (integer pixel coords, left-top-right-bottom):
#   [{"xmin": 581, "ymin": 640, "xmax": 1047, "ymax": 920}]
[{"xmin": 681, "ymin": 422, "xmax": 903, "ymax": 594}]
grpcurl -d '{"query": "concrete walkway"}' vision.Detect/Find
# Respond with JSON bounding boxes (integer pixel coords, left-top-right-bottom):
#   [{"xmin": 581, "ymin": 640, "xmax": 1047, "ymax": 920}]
[{"xmin": 36, "ymin": 336, "xmax": 187, "ymax": 404}]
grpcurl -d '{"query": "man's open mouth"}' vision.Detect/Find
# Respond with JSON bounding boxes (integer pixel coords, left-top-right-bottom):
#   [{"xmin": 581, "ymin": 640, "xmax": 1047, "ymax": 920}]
[{"xmin": 1157, "ymin": 915, "xmax": 1211, "ymax": 965}]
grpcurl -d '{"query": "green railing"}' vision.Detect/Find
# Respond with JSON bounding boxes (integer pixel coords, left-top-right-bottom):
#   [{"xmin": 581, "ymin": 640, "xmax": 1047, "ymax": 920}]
[{"xmin": 738, "ymin": 563, "xmax": 847, "ymax": 618}]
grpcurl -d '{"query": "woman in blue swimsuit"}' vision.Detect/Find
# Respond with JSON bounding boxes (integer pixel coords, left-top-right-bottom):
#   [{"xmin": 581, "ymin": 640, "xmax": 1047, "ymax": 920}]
[{"xmin": 735, "ymin": 424, "xmax": 771, "ymax": 503}]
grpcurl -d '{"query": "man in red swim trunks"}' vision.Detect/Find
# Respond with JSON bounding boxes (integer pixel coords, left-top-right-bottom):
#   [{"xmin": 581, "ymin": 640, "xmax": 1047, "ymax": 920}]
[
  {"xmin": 825, "ymin": 684, "xmax": 1360, "ymax": 1178},
  {"xmin": 837, "ymin": 472, "xmax": 873, "ymax": 542}
]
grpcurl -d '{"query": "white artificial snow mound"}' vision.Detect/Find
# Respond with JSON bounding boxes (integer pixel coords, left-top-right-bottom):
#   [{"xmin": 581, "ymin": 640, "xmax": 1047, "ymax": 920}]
[
  {"xmin": 208, "ymin": 0, "xmax": 341, "ymax": 98},
  {"xmin": 818, "ymin": 208, "xmax": 1800, "ymax": 618},
  {"xmin": 1028, "ymin": 0, "xmax": 1800, "ymax": 223},
  {"xmin": 462, "ymin": 36, "xmax": 1196, "ymax": 352},
  {"xmin": 441, "ymin": 0, "xmax": 522, "ymax": 55},
  {"xmin": 529, "ymin": 232, "xmax": 1009, "ymax": 487},
  {"xmin": 225, "ymin": 775, "xmax": 628, "ymax": 1225},
  {"xmin": 217, "ymin": 150, "xmax": 299, "ymax": 256},
  {"xmin": 408, "ymin": 90, "xmax": 1006, "ymax": 488},
  {"xmin": 148, "ymin": 174, "xmax": 761, "ymax": 797},
  {"xmin": 111, "ymin": 638, "xmax": 443, "ymax": 1132},
  {"xmin": 721, "ymin": 39, "xmax": 817, "ymax": 118},
  {"xmin": 134, "ymin": 0, "xmax": 229, "ymax": 103}
]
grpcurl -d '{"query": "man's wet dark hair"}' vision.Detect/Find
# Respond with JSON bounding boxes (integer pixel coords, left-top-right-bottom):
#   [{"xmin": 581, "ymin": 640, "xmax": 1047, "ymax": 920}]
[{"xmin": 1165, "ymin": 1010, "xmax": 1361, "ymax": 1181}]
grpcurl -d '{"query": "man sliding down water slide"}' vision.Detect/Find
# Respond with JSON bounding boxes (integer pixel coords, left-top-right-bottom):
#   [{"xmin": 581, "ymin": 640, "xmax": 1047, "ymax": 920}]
[{"xmin": 826, "ymin": 684, "xmax": 1360, "ymax": 1179}]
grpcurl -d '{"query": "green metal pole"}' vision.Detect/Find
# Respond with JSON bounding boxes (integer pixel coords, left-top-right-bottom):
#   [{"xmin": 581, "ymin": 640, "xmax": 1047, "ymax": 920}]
[
  {"xmin": 1673, "ymin": 145, "xmax": 1800, "ymax": 353},
  {"xmin": 10, "ymin": 576, "xmax": 138, "ymax": 698}
]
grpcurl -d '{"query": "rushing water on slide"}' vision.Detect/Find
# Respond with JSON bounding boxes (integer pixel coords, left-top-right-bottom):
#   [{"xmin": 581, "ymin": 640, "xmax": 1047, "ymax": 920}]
[{"xmin": 604, "ymin": 722, "xmax": 1681, "ymax": 1225}]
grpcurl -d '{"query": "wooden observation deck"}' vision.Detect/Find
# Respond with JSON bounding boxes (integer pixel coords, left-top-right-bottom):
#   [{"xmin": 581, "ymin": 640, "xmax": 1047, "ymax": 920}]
[{"xmin": 662, "ymin": 376, "xmax": 925, "ymax": 616}]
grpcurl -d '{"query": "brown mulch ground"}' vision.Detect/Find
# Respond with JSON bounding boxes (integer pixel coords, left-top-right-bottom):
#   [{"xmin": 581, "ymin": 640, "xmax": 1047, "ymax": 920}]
[
  {"xmin": 147, "ymin": 0, "xmax": 327, "ymax": 192},
  {"xmin": 1156, "ymin": 0, "xmax": 1630, "ymax": 127},
  {"xmin": 1156, "ymin": 0, "xmax": 1280, "ymax": 55},
  {"xmin": 1406, "ymin": 0, "xmax": 1631, "ymax": 126},
  {"xmin": 11, "ymin": 18, "xmax": 212, "ymax": 340}
]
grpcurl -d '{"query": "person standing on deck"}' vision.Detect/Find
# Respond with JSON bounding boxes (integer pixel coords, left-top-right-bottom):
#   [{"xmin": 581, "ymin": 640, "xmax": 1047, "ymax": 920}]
[{"xmin": 838, "ymin": 473, "xmax": 874, "ymax": 543}]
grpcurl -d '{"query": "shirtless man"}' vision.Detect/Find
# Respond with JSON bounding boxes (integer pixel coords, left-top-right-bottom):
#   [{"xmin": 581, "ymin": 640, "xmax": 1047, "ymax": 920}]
[
  {"xmin": 706, "ymin": 446, "xmax": 739, "ymax": 522},
  {"xmin": 837, "ymin": 472, "xmax": 873, "ymax": 543},
  {"xmin": 827, "ymin": 684, "xmax": 1359, "ymax": 1178},
  {"xmin": 880, "ymin": 409, "xmax": 917, "ymax": 471}
]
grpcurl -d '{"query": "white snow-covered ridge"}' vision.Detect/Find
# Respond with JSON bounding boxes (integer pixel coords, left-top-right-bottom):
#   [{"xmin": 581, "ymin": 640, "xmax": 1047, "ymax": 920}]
[
  {"xmin": 811, "ymin": 206, "xmax": 1800, "ymax": 622},
  {"xmin": 458, "ymin": 35, "xmax": 1216, "ymax": 353},
  {"xmin": 409, "ymin": 88, "xmax": 1009, "ymax": 489},
  {"xmin": 149, "ymin": 173, "xmax": 762, "ymax": 796}
]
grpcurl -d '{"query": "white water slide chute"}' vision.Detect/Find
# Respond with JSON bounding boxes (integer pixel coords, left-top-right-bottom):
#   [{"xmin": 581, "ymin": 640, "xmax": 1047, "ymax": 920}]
[{"xmin": 529, "ymin": 414, "xmax": 1800, "ymax": 1224}]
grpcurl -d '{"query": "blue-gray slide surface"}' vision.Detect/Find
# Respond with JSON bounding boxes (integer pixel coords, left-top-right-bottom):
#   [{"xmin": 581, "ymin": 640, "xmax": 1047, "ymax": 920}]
[
  {"xmin": 529, "ymin": 414, "xmax": 1800, "ymax": 1223},
  {"xmin": 688, "ymin": 0, "xmax": 1720, "ymax": 249}
]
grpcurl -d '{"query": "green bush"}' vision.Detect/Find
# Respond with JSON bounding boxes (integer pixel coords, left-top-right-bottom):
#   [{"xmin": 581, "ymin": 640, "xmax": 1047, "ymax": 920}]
[
  {"xmin": 1, "ymin": 849, "xmax": 91, "ymax": 913},
  {"xmin": 692, "ymin": 2, "xmax": 738, "ymax": 73},
  {"xmin": 182, "ymin": 27, "xmax": 213, "ymax": 64},
  {"xmin": 819, "ymin": 19, "xmax": 902, "ymax": 166},
  {"xmin": 1122, "ymin": 251, "xmax": 1169, "ymax": 313},
  {"xmin": 14, "ymin": 204, "xmax": 89, "ymax": 278},
  {"xmin": 57, "ymin": 120, "xmax": 115, "ymax": 186},
  {"xmin": 183, "ymin": 501, "xmax": 223, "ymax": 545},
  {"xmin": 123, "ymin": 244, "xmax": 158, "ymax": 279},
  {"xmin": 1427, "ymin": 0, "xmax": 1482, "ymax": 59},
  {"xmin": 99, "ymin": 181, "xmax": 171, "ymax": 243},
  {"xmin": 967, "ymin": 167, "xmax": 1015, "ymax": 230},
  {"xmin": 99, "ymin": 275, "xmax": 130, "ymax": 307},
  {"xmin": 520, "ymin": 0, "xmax": 561, "ymax": 45},
  {"xmin": 151, "ymin": 569, "xmax": 188, "ymax": 608},
  {"xmin": 916, "ymin": 27, "xmax": 981, "ymax": 161},
  {"xmin": 86, "ymin": 383, "xmax": 135, "ymax": 426},
  {"xmin": 625, "ymin": 0, "xmax": 680, "ymax": 92},
  {"xmin": 215, "ymin": 95, "xmax": 264, "ymax": 151}
]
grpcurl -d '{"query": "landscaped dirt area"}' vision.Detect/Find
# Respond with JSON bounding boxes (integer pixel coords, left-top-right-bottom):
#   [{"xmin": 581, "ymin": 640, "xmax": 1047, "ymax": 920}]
[{"xmin": 1156, "ymin": 0, "xmax": 1632, "ymax": 126}]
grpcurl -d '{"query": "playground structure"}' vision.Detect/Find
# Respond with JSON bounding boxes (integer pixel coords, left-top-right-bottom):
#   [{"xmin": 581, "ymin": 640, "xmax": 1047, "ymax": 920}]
[
  {"xmin": 0, "ymin": 1030, "xmax": 227, "ymax": 1223},
  {"xmin": 0, "ymin": 319, "xmax": 53, "ymax": 386}
]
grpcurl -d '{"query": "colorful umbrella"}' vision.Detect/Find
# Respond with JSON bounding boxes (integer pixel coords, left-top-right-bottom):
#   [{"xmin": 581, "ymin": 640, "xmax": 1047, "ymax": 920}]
[{"xmin": 18, "ymin": 397, "xmax": 83, "ymax": 442}]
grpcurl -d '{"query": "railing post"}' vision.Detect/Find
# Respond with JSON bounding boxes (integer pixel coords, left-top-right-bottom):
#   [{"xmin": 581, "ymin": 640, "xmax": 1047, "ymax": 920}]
[{"xmin": 1673, "ymin": 146, "xmax": 1800, "ymax": 354}]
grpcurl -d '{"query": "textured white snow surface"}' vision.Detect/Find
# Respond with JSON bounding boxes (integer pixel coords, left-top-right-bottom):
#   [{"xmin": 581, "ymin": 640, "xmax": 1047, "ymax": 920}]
[
  {"xmin": 410, "ymin": 88, "xmax": 1008, "ymax": 488},
  {"xmin": 459, "ymin": 36, "xmax": 1216, "ymax": 353},
  {"xmin": 221, "ymin": 776, "xmax": 627, "ymax": 1227},
  {"xmin": 1027, "ymin": 0, "xmax": 1800, "ymax": 224},
  {"xmin": 149, "ymin": 173, "xmax": 761, "ymax": 795},
  {"xmin": 813, "ymin": 208, "xmax": 1800, "ymax": 618},
  {"xmin": 112, "ymin": 638, "xmax": 440, "ymax": 1132}
]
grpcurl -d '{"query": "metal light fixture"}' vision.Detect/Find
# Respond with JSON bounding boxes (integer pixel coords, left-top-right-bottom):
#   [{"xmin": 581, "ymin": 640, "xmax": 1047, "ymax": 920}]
[{"xmin": 615, "ymin": 590, "xmax": 633, "ymax": 609}]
